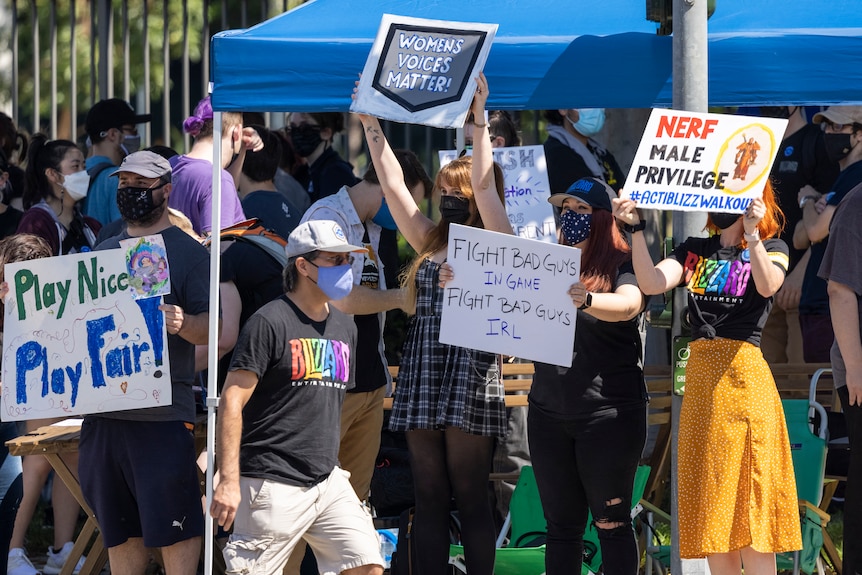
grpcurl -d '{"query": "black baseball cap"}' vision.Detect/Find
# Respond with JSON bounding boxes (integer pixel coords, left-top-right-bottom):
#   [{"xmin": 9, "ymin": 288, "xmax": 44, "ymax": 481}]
[
  {"xmin": 85, "ymin": 98, "xmax": 152, "ymax": 138},
  {"xmin": 548, "ymin": 177, "xmax": 614, "ymax": 212}
]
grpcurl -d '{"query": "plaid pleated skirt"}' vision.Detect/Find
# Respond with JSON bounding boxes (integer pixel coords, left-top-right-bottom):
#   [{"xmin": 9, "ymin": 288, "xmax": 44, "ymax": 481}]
[
  {"xmin": 678, "ymin": 338, "xmax": 802, "ymax": 557},
  {"xmin": 389, "ymin": 259, "xmax": 507, "ymax": 438}
]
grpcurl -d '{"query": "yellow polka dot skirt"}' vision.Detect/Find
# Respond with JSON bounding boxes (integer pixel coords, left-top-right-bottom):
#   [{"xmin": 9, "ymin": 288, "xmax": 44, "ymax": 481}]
[{"xmin": 678, "ymin": 338, "xmax": 802, "ymax": 558}]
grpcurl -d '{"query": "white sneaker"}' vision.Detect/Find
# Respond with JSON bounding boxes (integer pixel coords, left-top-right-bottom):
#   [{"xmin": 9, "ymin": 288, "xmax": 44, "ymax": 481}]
[
  {"xmin": 43, "ymin": 543, "xmax": 85, "ymax": 575},
  {"xmin": 8, "ymin": 548, "xmax": 40, "ymax": 575}
]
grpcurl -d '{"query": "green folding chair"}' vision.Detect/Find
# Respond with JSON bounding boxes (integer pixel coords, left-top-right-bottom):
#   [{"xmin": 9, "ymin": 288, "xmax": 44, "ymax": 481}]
[
  {"xmin": 450, "ymin": 465, "xmax": 546, "ymax": 575},
  {"xmin": 777, "ymin": 374, "xmax": 831, "ymax": 575},
  {"xmin": 449, "ymin": 465, "xmax": 651, "ymax": 575}
]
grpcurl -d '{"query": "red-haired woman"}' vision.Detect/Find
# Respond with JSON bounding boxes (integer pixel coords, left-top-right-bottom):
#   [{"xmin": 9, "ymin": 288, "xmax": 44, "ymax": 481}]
[
  {"xmin": 614, "ymin": 184, "xmax": 801, "ymax": 575},
  {"xmin": 527, "ymin": 177, "xmax": 647, "ymax": 575}
]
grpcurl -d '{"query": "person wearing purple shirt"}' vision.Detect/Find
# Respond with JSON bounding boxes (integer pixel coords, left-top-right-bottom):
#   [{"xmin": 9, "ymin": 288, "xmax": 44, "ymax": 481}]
[{"xmin": 167, "ymin": 97, "xmax": 250, "ymax": 235}]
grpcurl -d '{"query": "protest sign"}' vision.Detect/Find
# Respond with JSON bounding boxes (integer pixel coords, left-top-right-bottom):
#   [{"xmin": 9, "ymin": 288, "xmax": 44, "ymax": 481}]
[
  {"xmin": 2, "ymin": 249, "xmax": 172, "ymax": 421},
  {"xmin": 440, "ymin": 145, "xmax": 557, "ymax": 243},
  {"xmin": 622, "ymin": 109, "xmax": 788, "ymax": 213},
  {"xmin": 439, "ymin": 224, "xmax": 579, "ymax": 367},
  {"xmin": 121, "ymin": 235, "xmax": 171, "ymax": 299},
  {"xmin": 351, "ymin": 14, "xmax": 497, "ymax": 129}
]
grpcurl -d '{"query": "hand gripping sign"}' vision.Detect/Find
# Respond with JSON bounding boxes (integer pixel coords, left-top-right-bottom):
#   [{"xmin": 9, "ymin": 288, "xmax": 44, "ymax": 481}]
[
  {"xmin": 622, "ymin": 109, "xmax": 788, "ymax": 213},
  {"xmin": 351, "ymin": 14, "xmax": 497, "ymax": 129}
]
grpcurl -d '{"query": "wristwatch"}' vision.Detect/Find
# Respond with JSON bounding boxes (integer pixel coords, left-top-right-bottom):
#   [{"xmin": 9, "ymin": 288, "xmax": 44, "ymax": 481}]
[
  {"xmin": 624, "ymin": 221, "xmax": 646, "ymax": 233},
  {"xmin": 579, "ymin": 292, "xmax": 593, "ymax": 310}
]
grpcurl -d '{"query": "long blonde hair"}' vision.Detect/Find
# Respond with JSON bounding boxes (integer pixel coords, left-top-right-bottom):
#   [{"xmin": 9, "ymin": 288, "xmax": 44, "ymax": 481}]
[{"xmin": 400, "ymin": 156, "xmax": 505, "ymax": 309}]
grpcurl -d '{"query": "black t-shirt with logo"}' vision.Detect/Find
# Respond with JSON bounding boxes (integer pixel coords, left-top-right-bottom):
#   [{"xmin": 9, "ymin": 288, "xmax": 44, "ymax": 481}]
[
  {"xmin": 230, "ymin": 295, "xmax": 357, "ymax": 486},
  {"xmin": 670, "ymin": 235, "xmax": 789, "ymax": 345},
  {"xmin": 529, "ymin": 262, "xmax": 647, "ymax": 419}
]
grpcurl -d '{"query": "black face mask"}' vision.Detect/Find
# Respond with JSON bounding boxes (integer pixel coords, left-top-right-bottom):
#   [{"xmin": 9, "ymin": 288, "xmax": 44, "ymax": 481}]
[
  {"xmin": 823, "ymin": 133, "xmax": 854, "ymax": 164},
  {"xmin": 439, "ymin": 195, "xmax": 471, "ymax": 225},
  {"xmin": 290, "ymin": 125, "xmax": 323, "ymax": 158},
  {"xmin": 116, "ymin": 182, "xmax": 166, "ymax": 225},
  {"xmin": 709, "ymin": 212, "xmax": 741, "ymax": 230}
]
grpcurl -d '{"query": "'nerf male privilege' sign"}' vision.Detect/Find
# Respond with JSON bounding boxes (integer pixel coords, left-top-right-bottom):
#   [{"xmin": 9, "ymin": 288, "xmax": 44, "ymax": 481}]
[
  {"xmin": 622, "ymin": 109, "xmax": 788, "ymax": 213},
  {"xmin": 440, "ymin": 146, "xmax": 557, "ymax": 243},
  {"xmin": 351, "ymin": 15, "xmax": 497, "ymax": 129},
  {"xmin": 2, "ymin": 249, "xmax": 172, "ymax": 421}
]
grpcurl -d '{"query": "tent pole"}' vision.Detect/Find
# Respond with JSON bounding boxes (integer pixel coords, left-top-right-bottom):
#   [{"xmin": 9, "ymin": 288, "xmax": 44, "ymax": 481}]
[
  {"xmin": 670, "ymin": 0, "xmax": 708, "ymax": 575},
  {"xmin": 204, "ymin": 110, "xmax": 224, "ymax": 575}
]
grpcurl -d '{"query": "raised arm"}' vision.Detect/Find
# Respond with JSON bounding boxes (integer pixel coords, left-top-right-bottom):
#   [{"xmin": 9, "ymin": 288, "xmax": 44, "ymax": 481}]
[
  {"xmin": 613, "ymin": 198, "xmax": 684, "ymax": 295},
  {"xmin": 357, "ymin": 113, "xmax": 436, "ymax": 252},
  {"xmin": 470, "ymin": 73, "xmax": 513, "ymax": 235}
]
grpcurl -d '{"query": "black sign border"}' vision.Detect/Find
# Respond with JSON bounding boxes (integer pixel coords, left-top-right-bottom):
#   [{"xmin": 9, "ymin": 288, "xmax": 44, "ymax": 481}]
[{"xmin": 372, "ymin": 24, "xmax": 488, "ymax": 113}]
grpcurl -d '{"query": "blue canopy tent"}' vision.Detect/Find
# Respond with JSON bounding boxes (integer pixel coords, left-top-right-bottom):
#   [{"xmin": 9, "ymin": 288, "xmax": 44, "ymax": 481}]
[{"xmin": 210, "ymin": 0, "xmax": 862, "ymax": 112}]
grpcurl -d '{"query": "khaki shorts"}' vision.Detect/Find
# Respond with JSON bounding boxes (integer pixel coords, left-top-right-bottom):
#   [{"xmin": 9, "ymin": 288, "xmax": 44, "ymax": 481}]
[{"xmin": 223, "ymin": 468, "xmax": 383, "ymax": 575}]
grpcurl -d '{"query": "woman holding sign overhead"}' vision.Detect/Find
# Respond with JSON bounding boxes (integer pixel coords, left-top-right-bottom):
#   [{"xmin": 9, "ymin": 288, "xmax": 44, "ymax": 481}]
[
  {"xmin": 613, "ymin": 188, "xmax": 801, "ymax": 575},
  {"xmin": 356, "ymin": 73, "xmax": 511, "ymax": 575},
  {"xmin": 527, "ymin": 176, "xmax": 647, "ymax": 575}
]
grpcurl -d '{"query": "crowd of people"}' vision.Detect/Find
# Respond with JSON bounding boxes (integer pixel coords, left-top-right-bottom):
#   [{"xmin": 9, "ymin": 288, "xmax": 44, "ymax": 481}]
[{"xmin": 0, "ymin": 85, "xmax": 858, "ymax": 575}]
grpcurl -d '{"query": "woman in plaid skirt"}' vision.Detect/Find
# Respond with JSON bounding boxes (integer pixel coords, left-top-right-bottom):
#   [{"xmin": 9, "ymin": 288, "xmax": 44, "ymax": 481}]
[{"xmin": 357, "ymin": 73, "xmax": 512, "ymax": 575}]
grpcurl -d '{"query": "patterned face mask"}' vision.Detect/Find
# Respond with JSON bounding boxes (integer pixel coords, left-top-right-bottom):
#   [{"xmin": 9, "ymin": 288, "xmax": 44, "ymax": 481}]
[
  {"xmin": 116, "ymin": 181, "xmax": 167, "ymax": 224},
  {"xmin": 560, "ymin": 210, "xmax": 592, "ymax": 245}
]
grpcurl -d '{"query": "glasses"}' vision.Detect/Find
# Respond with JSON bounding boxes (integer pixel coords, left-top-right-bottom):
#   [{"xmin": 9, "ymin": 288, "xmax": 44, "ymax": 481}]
[
  {"xmin": 821, "ymin": 121, "xmax": 861, "ymax": 133},
  {"xmin": 311, "ymin": 254, "xmax": 355, "ymax": 266}
]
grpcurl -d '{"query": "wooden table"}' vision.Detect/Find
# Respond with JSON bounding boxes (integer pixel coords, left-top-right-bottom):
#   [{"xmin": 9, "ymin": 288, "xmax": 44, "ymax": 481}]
[{"xmin": 6, "ymin": 422, "xmax": 108, "ymax": 575}]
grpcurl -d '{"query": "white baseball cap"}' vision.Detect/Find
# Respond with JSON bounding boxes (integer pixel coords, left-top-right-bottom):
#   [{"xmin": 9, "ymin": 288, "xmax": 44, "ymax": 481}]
[{"xmin": 285, "ymin": 220, "xmax": 367, "ymax": 258}]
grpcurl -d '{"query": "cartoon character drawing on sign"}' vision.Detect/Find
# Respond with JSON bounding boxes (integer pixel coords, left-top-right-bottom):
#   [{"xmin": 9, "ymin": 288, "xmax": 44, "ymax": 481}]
[{"xmin": 733, "ymin": 135, "xmax": 761, "ymax": 180}]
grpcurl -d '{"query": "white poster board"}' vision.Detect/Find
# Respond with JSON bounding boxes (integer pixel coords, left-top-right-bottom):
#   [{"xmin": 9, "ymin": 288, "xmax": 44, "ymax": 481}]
[
  {"xmin": 351, "ymin": 14, "xmax": 497, "ymax": 129},
  {"xmin": 622, "ymin": 109, "xmax": 788, "ymax": 213},
  {"xmin": 2, "ymin": 249, "xmax": 172, "ymax": 421},
  {"xmin": 440, "ymin": 145, "xmax": 557, "ymax": 243},
  {"xmin": 439, "ymin": 224, "xmax": 579, "ymax": 367}
]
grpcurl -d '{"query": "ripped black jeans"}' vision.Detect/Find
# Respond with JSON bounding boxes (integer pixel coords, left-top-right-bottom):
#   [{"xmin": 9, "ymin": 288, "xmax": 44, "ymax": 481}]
[{"xmin": 528, "ymin": 405, "xmax": 646, "ymax": 575}]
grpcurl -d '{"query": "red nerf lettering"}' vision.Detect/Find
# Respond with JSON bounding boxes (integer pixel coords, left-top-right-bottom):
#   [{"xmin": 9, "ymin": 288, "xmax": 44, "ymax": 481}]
[{"xmin": 656, "ymin": 115, "xmax": 720, "ymax": 139}]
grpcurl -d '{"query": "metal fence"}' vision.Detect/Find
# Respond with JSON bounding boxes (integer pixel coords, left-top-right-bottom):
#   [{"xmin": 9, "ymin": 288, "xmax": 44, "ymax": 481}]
[{"xmin": 3, "ymin": 0, "xmax": 305, "ymax": 151}]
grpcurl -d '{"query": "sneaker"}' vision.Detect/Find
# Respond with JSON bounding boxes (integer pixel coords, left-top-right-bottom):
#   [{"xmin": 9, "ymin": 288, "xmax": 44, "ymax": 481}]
[
  {"xmin": 8, "ymin": 548, "xmax": 40, "ymax": 575},
  {"xmin": 43, "ymin": 543, "xmax": 85, "ymax": 575}
]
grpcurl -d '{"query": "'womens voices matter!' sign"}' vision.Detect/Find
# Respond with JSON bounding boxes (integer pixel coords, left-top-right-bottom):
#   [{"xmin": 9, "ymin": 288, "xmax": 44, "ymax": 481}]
[
  {"xmin": 2, "ymin": 249, "xmax": 172, "ymax": 421},
  {"xmin": 351, "ymin": 15, "xmax": 497, "ymax": 128},
  {"xmin": 439, "ymin": 225, "xmax": 579, "ymax": 367},
  {"xmin": 622, "ymin": 109, "xmax": 788, "ymax": 213}
]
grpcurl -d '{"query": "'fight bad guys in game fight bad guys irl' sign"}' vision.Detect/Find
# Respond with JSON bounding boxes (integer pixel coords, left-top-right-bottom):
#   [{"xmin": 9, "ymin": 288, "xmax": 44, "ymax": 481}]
[
  {"xmin": 622, "ymin": 109, "xmax": 788, "ymax": 213},
  {"xmin": 1, "ymin": 245, "xmax": 172, "ymax": 421}
]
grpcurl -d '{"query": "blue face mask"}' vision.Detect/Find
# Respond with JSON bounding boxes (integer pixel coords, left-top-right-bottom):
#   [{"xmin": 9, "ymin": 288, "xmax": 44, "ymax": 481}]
[
  {"xmin": 560, "ymin": 210, "xmax": 592, "ymax": 245},
  {"xmin": 372, "ymin": 197, "xmax": 398, "ymax": 230},
  {"xmin": 309, "ymin": 262, "xmax": 354, "ymax": 301},
  {"xmin": 570, "ymin": 108, "xmax": 606, "ymax": 137}
]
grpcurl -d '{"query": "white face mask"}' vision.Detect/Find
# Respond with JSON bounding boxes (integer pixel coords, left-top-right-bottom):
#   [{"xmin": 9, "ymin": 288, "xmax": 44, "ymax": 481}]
[{"xmin": 62, "ymin": 169, "xmax": 91, "ymax": 202}]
